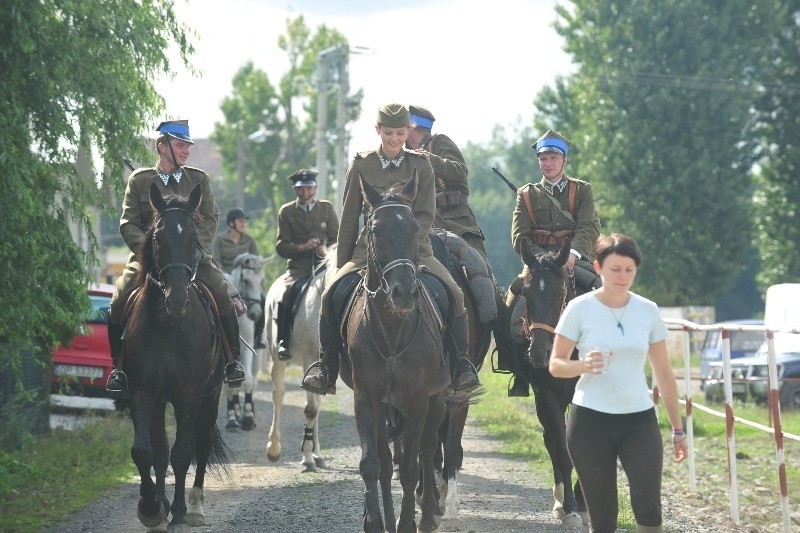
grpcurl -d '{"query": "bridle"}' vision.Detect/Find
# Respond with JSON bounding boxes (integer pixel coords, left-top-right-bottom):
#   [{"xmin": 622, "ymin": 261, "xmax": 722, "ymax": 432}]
[
  {"xmin": 525, "ymin": 264, "xmax": 575, "ymax": 336},
  {"xmin": 234, "ymin": 256, "xmax": 263, "ymax": 309},
  {"xmin": 147, "ymin": 207, "xmax": 201, "ymax": 296},
  {"xmin": 363, "ymin": 201, "xmax": 418, "ymax": 297}
]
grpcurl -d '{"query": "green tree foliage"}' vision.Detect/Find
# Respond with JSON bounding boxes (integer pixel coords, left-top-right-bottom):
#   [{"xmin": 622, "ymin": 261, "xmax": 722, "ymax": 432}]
[
  {"xmin": 0, "ymin": 1, "xmax": 193, "ymax": 353},
  {"xmin": 536, "ymin": 0, "xmax": 777, "ymax": 306},
  {"xmin": 751, "ymin": 4, "xmax": 800, "ymax": 291},
  {"xmin": 211, "ymin": 16, "xmax": 362, "ymax": 276}
]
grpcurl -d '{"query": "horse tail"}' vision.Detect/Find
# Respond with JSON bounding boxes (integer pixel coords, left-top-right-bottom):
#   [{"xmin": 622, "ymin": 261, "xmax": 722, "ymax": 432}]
[{"xmin": 195, "ymin": 421, "xmax": 234, "ymax": 480}]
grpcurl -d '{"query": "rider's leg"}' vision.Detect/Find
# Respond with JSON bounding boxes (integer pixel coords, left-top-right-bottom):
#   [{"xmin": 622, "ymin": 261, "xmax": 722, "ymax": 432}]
[
  {"xmin": 106, "ymin": 263, "xmax": 137, "ymax": 392},
  {"xmin": 505, "ymin": 277, "xmax": 530, "ymax": 397},
  {"xmin": 200, "ymin": 259, "xmax": 245, "ymax": 386},
  {"xmin": 105, "ymin": 318, "xmax": 127, "ymax": 391},
  {"xmin": 276, "ymin": 301, "xmax": 291, "ymax": 359},
  {"xmin": 254, "ymin": 294, "xmax": 266, "ymax": 349}
]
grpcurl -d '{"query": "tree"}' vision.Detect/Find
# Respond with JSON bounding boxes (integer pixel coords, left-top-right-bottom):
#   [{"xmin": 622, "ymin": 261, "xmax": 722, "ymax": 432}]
[
  {"xmin": 535, "ymin": 0, "xmax": 777, "ymax": 306},
  {"xmin": 751, "ymin": 4, "xmax": 800, "ymax": 292},
  {"xmin": 0, "ymin": 1, "xmax": 194, "ymax": 355}
]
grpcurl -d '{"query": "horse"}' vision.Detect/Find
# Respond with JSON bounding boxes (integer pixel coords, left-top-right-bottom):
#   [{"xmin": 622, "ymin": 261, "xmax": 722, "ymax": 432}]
[
  {"xmin": 263, "ymin": 247, "xmax": 336, "ymax": 472},
  {"xmin": 337, "ymin": 174, "xmax": 448, "ymax": 533},
  {"xmin": 123, "ymin": 183, "xmax": 230, "ymax": 532},
  {"xmin": 514, "ymin": 238, "xmax": 586, "ymax": 527},
  {"xmin": 224, "ymin": 252, "xmax": 265, "ymax": 432}
]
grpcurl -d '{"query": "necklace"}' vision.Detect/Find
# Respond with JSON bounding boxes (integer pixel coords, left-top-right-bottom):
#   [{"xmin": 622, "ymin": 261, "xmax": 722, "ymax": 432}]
[{"xmin": 599, "ymin": 294, "xmax": 629, "ymax": 335}]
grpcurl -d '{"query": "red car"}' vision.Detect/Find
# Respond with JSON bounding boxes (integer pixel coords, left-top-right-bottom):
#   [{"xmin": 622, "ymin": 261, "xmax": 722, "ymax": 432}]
[{"xmin": 50, "ymin": 283, "xmax": 115, "ymax": 398}]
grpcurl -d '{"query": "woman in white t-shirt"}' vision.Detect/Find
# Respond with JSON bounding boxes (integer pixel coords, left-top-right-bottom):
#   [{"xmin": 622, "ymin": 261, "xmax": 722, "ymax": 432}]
[{"xmin": 549, "ymin": 233, "xmax": 688, "ymax": 533}]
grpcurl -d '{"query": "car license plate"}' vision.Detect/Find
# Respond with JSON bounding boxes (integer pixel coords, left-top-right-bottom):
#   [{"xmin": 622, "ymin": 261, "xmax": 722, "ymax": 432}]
[{"xmin": 54, "ymin": 364, "xmax": 104, "ymax": 379}]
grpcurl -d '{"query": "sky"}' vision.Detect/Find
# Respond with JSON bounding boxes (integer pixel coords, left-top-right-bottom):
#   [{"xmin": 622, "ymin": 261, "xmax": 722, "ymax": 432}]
[{"xmin": 157, "ymin": 0, "xmax": 573, "ymax": 158}]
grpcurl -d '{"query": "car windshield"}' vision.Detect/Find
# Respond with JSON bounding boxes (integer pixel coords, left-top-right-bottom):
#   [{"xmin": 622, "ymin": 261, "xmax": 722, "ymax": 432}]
[{"xmin": 87, "ymin": 294, "xmax": 111, "ymax": 324}]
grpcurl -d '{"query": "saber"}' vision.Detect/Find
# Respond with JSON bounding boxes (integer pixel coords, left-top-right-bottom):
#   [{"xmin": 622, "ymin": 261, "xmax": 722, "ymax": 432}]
[{"xmin": 492, "ymin": 166, "xmax": 519, "ymax": 193}]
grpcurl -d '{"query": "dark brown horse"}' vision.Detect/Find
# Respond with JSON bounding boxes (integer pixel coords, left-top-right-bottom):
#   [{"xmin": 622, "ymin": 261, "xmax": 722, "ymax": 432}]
[
  {"xmin": 123, "ymin": 183, "xmax": 229, "ymax": 532},
  {"xmin": 516, "ymin": 239, "xmax": 586, "ymax": 527},
  {"xmin": 338, "ymin": 174, "xmax": 448, "ymax": 533}
]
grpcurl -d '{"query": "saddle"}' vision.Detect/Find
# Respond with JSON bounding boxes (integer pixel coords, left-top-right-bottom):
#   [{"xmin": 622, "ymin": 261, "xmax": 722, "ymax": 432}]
[{"xmin": 328, "ymin": 269, "xmax": 453, "ymax": 339}]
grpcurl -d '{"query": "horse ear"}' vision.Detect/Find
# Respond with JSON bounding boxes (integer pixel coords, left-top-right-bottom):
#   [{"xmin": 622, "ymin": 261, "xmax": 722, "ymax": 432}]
[
  {"xmin": 360, "ymin": 173, "xmax": 382, "ymax": 209},
  {"xmin": 150, "ymin": 182, "xmax": 167, "ymax": 213},
  {"xmin": 188, "ymin": 184, "xmax": 203, "ymax": 211},
  {"xmin": 557, "ymin": 238, "xmax": 572, "ymax": 265},
  {"xmin": 402, "ymin": 169, "xmax": 418, "ymax": 200}
]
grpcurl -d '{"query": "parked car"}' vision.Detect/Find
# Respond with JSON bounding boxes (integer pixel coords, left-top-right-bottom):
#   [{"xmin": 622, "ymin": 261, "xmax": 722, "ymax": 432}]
[
  {"xmin": 699, "ymin": 319, "xmax": 765, "ymax": 389},
  {"xmin": 704, "ymin": 340, "xmax": 800, "ymax": 409},
  {"xmin": 50, "ymin": 283, "xmax": 115, "ymax": 398}
]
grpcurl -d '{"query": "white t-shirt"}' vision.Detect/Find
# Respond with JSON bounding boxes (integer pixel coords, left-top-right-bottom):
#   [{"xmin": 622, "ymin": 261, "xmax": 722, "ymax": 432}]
[{"xmin": 554, "ymin": 291, "xmax": 669, "ymax": 414}]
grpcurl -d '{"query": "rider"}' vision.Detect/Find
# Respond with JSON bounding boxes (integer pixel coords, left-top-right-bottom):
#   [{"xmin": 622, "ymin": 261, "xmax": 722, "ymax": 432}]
[
  {"xmin": 301, "ymin": 103, "xmax": 481, "ymax": 398},
  {"xmin": 507, "ymin": 129, "xmax": 601, "ymax": 396},
  {"xmin": 105, "ymin": 119, "xmax": 246, "ymax": 391},
  {"xmin": 211, "ymin": 208, "xmax": 266, "ymax": 349},
  {"xmin": 274, "ymin": 169, "xmax": 339, "ymax": 359}
]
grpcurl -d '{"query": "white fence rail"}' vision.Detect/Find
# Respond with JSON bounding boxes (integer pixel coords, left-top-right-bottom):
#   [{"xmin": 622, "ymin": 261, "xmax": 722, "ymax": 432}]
[{"xmin": 661, "ymin": 319, "xmax": 799, "ymax": 532}]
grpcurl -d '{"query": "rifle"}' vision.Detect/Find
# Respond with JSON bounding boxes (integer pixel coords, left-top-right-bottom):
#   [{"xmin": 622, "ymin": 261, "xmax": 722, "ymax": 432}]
[
  {"xmin": 123, "ymin": 158, "xmax": 134, "ymax": 172},
  {"xmin": 491, "ymin": 166, "xmax": 519, "ymax": 194}
]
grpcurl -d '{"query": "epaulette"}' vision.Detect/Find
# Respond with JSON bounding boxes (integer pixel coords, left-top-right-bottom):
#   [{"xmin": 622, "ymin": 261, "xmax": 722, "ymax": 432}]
[{"xmin": 354, "ymin": 150, "xmax": 374, "ymax": 159}]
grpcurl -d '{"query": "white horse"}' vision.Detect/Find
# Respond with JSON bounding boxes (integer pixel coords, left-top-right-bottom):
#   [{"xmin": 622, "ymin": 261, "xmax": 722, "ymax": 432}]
[
  {"xmin": 264, "ymin": 247, "xmax": 336, "ymax": 472},
  {"xmin": 225, "ymin": 253, "xmax": 265, "ymax": 432}
]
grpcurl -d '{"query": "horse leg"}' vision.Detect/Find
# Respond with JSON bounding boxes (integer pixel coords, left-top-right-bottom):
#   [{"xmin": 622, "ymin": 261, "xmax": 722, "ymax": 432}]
[
  {"xmin": 130, "ymin": 394, "xmax": 167, "ymax": 528},
  {"xmin": 167, "ymin": 400, "xmax": 199, "ymax": 531},
  {"xmin": 240, "ymin": 345, "xmax": 256, "ymax": 431},
  {"xmin": 301, "ymin": 393, "xmax": 322, "ymax": 471},
  {"xmin": 418, "ymin": 394, "xmax": 446, "ymax": 533},
  {"xmin": 186, "ymin": 391, "xmax": 220, "ymax": 527},
  {"xmin": 312, "ymin": 396, "xmax": 325, "ymax": 468},
  {"xmin": 377, "ymin": 411, "xmax": 396, "ymax": 533},
  {"xmin": 392, "ymin": 431, "xmax": 403, "ymax": 480},
  {"xmin": 267, "ymin": 359, "xmax": 287, "ymax": 463},
  {"xmin": 396, "ymin": 400, "xmax": 427, "ymax": 533},
  {"xmin": 354, "ymin": 391, "xmax": 384, "ymax": 533},
  {"xmin": 441, "ymin": 404, "xmax": 468, "ymax": 526},
  {"xmin": 226, "ymin": 389, "xmax": 240, "ymax": 430},
  {"xmin": 151, "ymin": 403, "xmax": 171, "ymax": 527}
]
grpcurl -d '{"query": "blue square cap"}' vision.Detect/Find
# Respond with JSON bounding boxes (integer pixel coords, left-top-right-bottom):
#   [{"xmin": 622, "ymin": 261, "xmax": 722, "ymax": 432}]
[
  {"xmin": 156, "ymin": 120, "xmax": 194, "ymax": 144},
  {"xmin": 533, "ymin": 129, "xmax": 570, "ymax": 155}
]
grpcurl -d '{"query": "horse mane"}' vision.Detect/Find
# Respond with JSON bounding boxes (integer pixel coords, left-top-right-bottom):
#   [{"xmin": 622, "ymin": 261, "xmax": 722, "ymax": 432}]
[{"xmin": 134, "ymin": 193, "xmax": 200, "ymax": 288}]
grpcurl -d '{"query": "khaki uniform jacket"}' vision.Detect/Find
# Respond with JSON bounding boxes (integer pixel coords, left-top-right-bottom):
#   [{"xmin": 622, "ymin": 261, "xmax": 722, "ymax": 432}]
[
  {"xmin": 338, "ymin": 148, "xmax": 435, "ymax": 269},
  {"xmin": 120, "ymin": 166, "xmax": 219, "ymax": 261},
  {"xmin": 276, "ymin": 199, "xmax": 339, "ymax": 281},
  {"xmin": 211, "ymin": 231, "xmax": 259, "ymax": 274},
  {"xmin": 422, "ymin": 133, "xmax": 484, "ymax": 240},
  {"xmin": 511, "ymin": 176, "xmax": 600, "ymax": 262}
]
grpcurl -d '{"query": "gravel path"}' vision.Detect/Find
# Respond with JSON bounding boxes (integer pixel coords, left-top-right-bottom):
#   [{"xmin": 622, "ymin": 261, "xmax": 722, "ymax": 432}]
[{"xmin": 50, "ymin": 372, "xmax": 776, "ymax": 532}]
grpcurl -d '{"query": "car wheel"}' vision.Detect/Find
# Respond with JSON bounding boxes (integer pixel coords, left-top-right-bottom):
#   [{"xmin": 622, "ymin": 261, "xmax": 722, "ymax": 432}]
[{"xmin": 779, "ymin": 383, "xmax": 800, "ymax": 410}]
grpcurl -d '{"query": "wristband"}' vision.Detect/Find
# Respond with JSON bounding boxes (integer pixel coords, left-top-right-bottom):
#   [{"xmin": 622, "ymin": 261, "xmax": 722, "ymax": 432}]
[{"xmin": 672, "ymin": 429, "xmax": 684, "ymax": 435}]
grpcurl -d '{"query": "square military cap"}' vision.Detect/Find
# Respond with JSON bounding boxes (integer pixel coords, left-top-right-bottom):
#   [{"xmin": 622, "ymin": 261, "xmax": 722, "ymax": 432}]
[
  {"xmin": 156, "ymin": 119, "xmax": 194, "ymax": 144},
  {"xmin": 288, "ymin": 168, "xmax": 318, "ymax": 187},
  {"xmin": 532, "ymin": 129, "xmax": 570, "ymax": 155},
  {"xmin": 409, "ymin": 105, "xmax": 435, "ymax": 129}
]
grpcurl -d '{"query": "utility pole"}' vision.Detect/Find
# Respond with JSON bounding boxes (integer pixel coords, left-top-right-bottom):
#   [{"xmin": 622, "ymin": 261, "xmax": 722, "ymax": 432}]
[{"xmin": 315, "ymin": 44, "xmax": 349, "ymax": 209}]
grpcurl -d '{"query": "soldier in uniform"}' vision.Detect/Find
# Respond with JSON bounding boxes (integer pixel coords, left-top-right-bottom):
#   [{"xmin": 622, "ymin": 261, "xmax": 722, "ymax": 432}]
[
  {"xmin": 506, "ymin": 129, "xmax": 601, "ymax": 396},
  {"xmin": 274, "ymin": 169, "xmax": 339, "ymax": 359},
  {"xmin": 212, "ymin": 208, "xmax": 265, "ymax": 348},
  {"xmin": 301, "ymin": 103, "xmax": 480, "ymax": 398},
  {"xmin": 405, "ymin": 105, "xmax": 486, "ymax": 255},
  {"xmin": 105, "ymin": 119, "xmax": 246, "ymax": 391}
]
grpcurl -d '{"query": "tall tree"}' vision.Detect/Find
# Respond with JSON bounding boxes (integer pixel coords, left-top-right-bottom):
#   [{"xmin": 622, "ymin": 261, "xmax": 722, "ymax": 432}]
[
  {"xmin": 0, "ymin": 1, "xmax": 194, "ymax": 354},
  {"xmin": 538, "ymin": 0, "xmax": 776, "ymax": 306},
  {"xmin": 752, "ymin": 4, "xmax": 800, "ymax": 292}
]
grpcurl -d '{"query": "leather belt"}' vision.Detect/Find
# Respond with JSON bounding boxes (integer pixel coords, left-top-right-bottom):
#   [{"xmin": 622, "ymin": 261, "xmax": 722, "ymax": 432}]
[
  {"xmin": 530, "ymin": 229, "xmax": 573, "ymax": 246},
  {"xmin": 436, "ymin": 190, "xmax": 469, "ymax": 207}
]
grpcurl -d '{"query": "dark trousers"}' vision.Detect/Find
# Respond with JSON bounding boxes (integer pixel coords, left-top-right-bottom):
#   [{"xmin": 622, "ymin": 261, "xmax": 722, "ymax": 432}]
[{"xmin": 566, "ymin": 404, "xmax": 663, "ymax": 532}]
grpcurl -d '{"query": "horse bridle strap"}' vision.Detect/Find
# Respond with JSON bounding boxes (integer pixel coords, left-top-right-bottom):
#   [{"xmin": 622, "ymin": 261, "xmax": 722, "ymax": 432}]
[{"xmin": 365, "ymin": 201, "xmax": 418, "ymax": 295}]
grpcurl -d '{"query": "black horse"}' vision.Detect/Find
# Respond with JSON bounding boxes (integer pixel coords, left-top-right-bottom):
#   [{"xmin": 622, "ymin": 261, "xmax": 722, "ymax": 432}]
[
  {"xmin": 338, "ymin": 174, "xmax": 448, "ymax": 533},
  {"xmin": 516, "ymin": 239, "xmax": 586, "ymax": 527},
  {"xmin": 123, "ymin": 183, "xmax": 230, "ymax": 531}
]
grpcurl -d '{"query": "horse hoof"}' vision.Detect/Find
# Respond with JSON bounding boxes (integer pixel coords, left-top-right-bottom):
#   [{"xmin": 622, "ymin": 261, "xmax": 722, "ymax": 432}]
[
  {"xmin": 185, "ymin": 512, "xmax": 205, "ymax": 526},
  {"xmin": 439, "ymin": 516, "xmax": 462, "ymax": 531},
  {"xmin": 561, "ymin": 512, "xmax": 583, "ymax": 528},
  {"xmin": 301, "ymin": 460, "xmax": 317, "ymax": 473},
  {"xmin": 267, "ymin": 445, "xmax": 281, "ymax": 463},
  {"xmin": 240, "ymin": 416, "xmax": 255, "ymax": 431},
  {"xmin": 137, "ymin": 501, "xmax": 167, "ymax": 528},
  {"xmin": 167, "ymin": 522, "xmax": 192, "ymax": 533},
  {"xmin": 146, "ymin": 520, "xmax": 168, "ymax": 532},
  {"xmin": 313, "ymin": 455, "xmax": 327, "ymax": 468},
  {"xmin": 226, "ymin": 418, "xmax": 240, "ymax": 430}
]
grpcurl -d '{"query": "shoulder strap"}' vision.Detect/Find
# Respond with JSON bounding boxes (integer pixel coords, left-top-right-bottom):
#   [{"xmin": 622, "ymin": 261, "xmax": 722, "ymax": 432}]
[
  {"xmin": 520, "ymin": 184, "xmax": 536, "ymax": 225},
  {"xmin": 568, "ymin": 180, "xmax": 577, "ymax": 215}
]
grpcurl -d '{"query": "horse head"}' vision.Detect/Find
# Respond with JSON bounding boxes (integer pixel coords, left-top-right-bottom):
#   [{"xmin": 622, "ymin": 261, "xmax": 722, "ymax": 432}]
[
  {"xmin": 233, "ymin": 253, "xmax": 264, "ymax": 322},
  {"xmin": 522, "ymin": 239, "xmax": 576, "ymax": 367},
  {"xmin": 360, "ymin": 172, "xmax": 421, "ymax": 314},
  {"xmin": 146, "ymin": 182, "xmax": 202, "ymax": 317}
]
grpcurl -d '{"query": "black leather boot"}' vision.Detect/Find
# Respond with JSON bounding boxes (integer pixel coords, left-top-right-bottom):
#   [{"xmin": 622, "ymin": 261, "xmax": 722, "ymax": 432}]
[
  {"xmin": 254, "ymin": 294, "xmax": 266, "ymax": 349},
  {"xmin": 105, "ymin": 319, "xmax": 127, "ymax": 392},
  {"xmin": 508, "ymin": 374, "xmax": 530, "ymax": 397},
  {"xmin": 301, "ymin": 310, "xmax": 340, "ymax": 396},
  {"xmin": 220, "ymin": 308, "xmax": 245, "ymax": 387},
  {"xmin": 449, "ymin": 312, "xmax": 481, "ymax": 397},
  {"xmin": 276, "ymin": 301, "xmax": 291, "ymax": 360}
]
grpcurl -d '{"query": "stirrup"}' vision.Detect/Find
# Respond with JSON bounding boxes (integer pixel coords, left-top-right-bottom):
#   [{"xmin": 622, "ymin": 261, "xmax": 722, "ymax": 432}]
[
  {"xmin": 106, "ymin": 369, "xmax": 128, "ymax": 392},
  {"xmin": 225, "ymin": 361, "xmax": 245, "ymax": 387},
  {"xmin": 301, "ymin": 361, "xmax": 335, "ymax": 395},
  {"xmin": 277, "ymin": 341, "xmax": 291, "ymax": 360},
  {"xmin": 508, "ymin": 375, "xmax": 530, "ymax": 397}
]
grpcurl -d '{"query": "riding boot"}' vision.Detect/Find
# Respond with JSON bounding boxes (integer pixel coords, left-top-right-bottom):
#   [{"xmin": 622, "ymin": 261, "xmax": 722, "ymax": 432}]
[
  {"xmin": 254, "ymin": 294, "xmax": 266, "ymax": 349},
  {"xmin": 276, "ymin": 301, "xmax": 291, "ymax": 360},
  {"xmin": 301, "ymin": 312, "xmax": 340, "ymax": 395},
  {"xmin": 449, "ymin": 312, "xmax": 481, "ymax": 398},
  {"xmin": 220, "ymin": 308, "xmax": 245, "ymax": 387},
  {"xmin": 504, "ymin": 290, "xmax": 530, "ymax": 397},
  {"xmin": 105, "ymin": 319, "xmax": 128, "ymax": 392}
]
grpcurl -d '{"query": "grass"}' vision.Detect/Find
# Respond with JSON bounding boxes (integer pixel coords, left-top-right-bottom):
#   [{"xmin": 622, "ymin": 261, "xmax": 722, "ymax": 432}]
[
  {"xmin": 473, "ymin": 363, "xmax": 800, "ymax": 531},
  {"xmin": 0, "ymin": 413, "xmax": 135, "ymax": 532}
]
